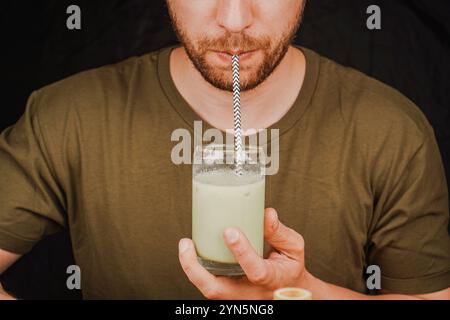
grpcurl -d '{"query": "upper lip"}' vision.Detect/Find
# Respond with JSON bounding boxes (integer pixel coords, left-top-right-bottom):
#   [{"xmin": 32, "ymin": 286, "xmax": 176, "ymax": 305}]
[{"xmin": 214, "ymin": 50, "xmax": 256, "ymax": 55}]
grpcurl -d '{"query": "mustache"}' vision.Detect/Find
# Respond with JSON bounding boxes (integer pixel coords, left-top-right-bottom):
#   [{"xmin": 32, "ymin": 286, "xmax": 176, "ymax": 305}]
[{"xmin": 196, "ymin": 33, "xmax": 271, "ymax": 53}]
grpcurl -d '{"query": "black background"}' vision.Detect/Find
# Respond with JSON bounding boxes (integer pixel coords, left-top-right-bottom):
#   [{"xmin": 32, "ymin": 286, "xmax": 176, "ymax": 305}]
[{"xmin": 0, "ymin": 0, "xmax": 449, "ymax": 299}]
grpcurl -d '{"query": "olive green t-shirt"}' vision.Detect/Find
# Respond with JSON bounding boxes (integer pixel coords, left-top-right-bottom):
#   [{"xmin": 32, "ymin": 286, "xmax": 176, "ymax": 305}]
[{"xmin": 0, "ymin": 46, "xmax": 449, "ymax": 299}]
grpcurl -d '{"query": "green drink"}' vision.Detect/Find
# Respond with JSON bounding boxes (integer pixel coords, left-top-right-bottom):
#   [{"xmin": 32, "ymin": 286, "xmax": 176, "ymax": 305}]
[{"xmin": 192, "ymin": 144, "xmax": 266, "ymax": 276}]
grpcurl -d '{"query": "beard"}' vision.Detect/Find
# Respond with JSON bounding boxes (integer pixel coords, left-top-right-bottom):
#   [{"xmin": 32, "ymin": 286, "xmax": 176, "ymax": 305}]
[{"xmin": 167, "ymin": 6, "xmax": 303, "ymax": 92}]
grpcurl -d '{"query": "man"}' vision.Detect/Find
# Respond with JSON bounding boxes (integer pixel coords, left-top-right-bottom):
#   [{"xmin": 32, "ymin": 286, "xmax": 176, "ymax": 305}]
[{"xmin": 0, "ymin": 0, "xmax": 449, "ymax": 299}]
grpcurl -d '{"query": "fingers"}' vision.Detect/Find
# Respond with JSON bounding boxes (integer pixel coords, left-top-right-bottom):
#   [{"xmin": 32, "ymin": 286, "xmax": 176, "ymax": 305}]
[
  {"xmin": 264, "ymin": 208, "xmax": 305, "ymax": 261},
  {"xmin": 223, "ymin": 228, "xmax": 273, "ymax": 287},
  {"xmin": 267, "ymin": 250, "xmax": 284, "ymax": 260},
  {"xmin": 178, "ymin": 238, "xmax": 223, "ymax": 298},
  {"xmin": 179, "ymin": 208, "xmax": 305, "ymax": 297},
  {"xmin": 178, "ymin": 238, "xmax": 264, "ymax": 299}
]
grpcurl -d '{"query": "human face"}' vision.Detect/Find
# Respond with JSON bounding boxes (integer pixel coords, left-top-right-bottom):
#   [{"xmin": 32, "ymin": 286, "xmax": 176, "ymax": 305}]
[{"xmin": 167, "ymin": 0, "xmax": 305, "ymax": 92}]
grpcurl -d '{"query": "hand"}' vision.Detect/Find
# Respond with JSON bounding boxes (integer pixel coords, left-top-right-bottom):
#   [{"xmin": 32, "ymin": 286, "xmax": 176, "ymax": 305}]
[
  {"xmin": 178, "ymin": 208, "xmax": 309, "ymax": 299},
  {"xmin": 0, "ymin": 283, "xmax": 16, "ymax": 300}
]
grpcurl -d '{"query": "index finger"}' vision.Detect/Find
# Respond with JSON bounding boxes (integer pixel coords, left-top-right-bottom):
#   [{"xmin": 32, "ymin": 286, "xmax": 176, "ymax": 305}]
[
  {"xmin": 178, "ymin": 238, "xmax": 237, "ymax": 299},
  {"xmin": 264, "ymin": 208, "xmax": 305, "ymax": 261},
  {"xmin": 223, "ymin": 228, "xmax": 272, "ymax": 286}
]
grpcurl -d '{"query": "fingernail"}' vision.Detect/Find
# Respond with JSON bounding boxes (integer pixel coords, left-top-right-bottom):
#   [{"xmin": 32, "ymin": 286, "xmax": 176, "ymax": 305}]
[
  {"xmin": 270, "ymin": 210, "xmax": 279, "ymax": 230},
  {"xmin": 179, "ymin": 239, "xmax": 190, "ymax": 253},
  {"xmin": 270, "ymin": 209, "xmax": 278, "ymax": 221},
  {"xmin": 224, "ymin": 229, "xmax": 240, "ymax": 244}
]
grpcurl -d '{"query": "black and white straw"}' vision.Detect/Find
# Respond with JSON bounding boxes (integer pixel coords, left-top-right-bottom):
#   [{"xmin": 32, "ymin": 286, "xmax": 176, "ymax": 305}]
[{"xmin": 232, "ymin": 54, "xmax": 243, "ymax": 176}]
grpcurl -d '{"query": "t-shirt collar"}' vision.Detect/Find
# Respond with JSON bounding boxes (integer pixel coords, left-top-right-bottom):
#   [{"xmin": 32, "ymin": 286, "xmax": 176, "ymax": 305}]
[{"xmin": 157, "ymin": 44, "xmax": 320, "ymax": 140}]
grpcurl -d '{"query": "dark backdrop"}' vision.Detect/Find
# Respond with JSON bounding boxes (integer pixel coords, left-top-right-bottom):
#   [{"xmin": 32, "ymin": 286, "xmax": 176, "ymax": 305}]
[{"xmin": 0, "ymin": 0, "xmax": 449, "ymax": 299}]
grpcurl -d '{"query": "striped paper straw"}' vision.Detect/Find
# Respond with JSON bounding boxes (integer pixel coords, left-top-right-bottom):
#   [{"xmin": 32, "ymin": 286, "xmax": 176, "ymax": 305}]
[{"xmin": 232, "ymin": 54, "xmax": 243, "ymax": 176}]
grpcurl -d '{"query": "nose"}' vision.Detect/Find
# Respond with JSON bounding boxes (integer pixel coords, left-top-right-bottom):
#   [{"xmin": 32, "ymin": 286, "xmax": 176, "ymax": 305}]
[{"xmin": 216, "ymin": 0, "xmax": 253, "ymax": 33}]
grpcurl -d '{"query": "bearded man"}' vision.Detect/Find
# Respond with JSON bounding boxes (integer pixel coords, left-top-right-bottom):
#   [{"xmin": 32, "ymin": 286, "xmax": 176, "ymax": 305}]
[{"xmin": 0, "ymin": 1, "xmax": 449, "ymax": 299}]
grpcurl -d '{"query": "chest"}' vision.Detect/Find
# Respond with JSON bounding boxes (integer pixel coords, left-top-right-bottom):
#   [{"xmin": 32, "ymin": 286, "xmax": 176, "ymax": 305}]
[{"xmin": 70, "ymin": 125, "xmax": 374, "ymax": 296}]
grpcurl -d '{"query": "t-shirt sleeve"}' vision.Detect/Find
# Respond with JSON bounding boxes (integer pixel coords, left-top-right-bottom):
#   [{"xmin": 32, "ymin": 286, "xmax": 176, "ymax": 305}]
[
  {"xmin": 368, "ymin": 123, "xmax": 450, "ymax": 295},
  {"xmin": 0, "ymin": 91, "xmax": 66, "ymax": 254}
]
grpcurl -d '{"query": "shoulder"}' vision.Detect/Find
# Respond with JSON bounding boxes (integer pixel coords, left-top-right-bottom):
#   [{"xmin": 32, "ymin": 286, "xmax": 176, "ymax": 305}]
[
  {"xmin": 312, "ymin": 51, "xmax": 433, "ymax": 154},
  {"xmin": 33, "ymin": 49, "xmax": 161, "ymax": 117},
  {"xmin": 27, "ymin": 48, "xmax": 165, "ymax": 137},
  {"xmin": 21, "ymin": 48, "xmax": 166, "ymax": 162}
]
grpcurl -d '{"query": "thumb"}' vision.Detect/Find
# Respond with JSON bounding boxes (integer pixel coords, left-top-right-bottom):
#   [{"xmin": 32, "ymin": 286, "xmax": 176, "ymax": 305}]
[{"xmin": 264, "ymin": 208, "xmax": 305, "ymax": 261}]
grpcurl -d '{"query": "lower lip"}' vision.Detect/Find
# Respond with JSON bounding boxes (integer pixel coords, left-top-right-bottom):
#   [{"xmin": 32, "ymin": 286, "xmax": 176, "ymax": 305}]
[{"xmin": 214, "ymin": 51, "xmax": 256, "ymax": 63}]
